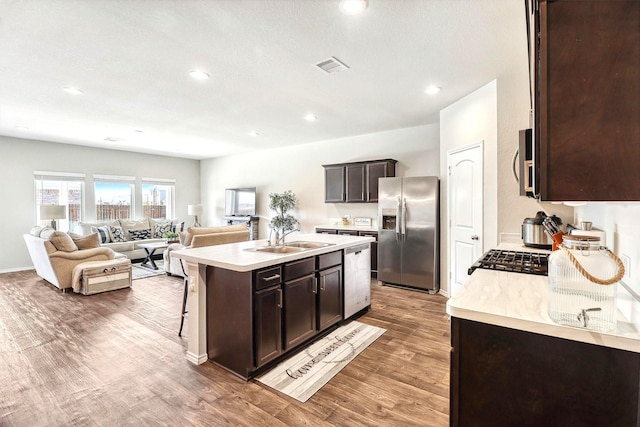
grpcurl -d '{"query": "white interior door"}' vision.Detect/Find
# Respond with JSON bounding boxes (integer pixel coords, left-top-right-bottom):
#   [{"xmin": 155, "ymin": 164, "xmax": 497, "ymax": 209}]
[{"xmin": 448, "ymin": 143, "xmax": 483, "ymax": 297}]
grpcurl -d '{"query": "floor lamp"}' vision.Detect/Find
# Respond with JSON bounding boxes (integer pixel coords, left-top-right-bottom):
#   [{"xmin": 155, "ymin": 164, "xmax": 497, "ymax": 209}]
[
  {"xmin": 40, "ymin": 205, "xmax": 67, "ymax": 230},
  {"xmin": 188, "ymin": 204, "xmax": 203, "ymax": 228}
]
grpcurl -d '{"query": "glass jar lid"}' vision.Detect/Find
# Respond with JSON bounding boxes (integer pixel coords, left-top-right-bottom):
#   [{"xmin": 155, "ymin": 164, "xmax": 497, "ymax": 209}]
[{"xmin": 562, "ymin": 234, "xmax": 600, "ymax": 249}]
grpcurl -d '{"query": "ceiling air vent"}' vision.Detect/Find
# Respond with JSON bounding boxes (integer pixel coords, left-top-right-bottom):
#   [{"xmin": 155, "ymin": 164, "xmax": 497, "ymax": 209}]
[{"xmin": 315, "ymin": 56, "xmax": 349, "ymax": 74}]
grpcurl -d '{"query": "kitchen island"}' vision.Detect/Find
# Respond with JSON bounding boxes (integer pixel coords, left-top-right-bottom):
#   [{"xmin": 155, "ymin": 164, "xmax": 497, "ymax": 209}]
[
  {"xmin": 171, "ymin": 233, "xmax": 374, "ymax": 378},
  {"xmin": 447, "ymin": 267, "xmax": 640, "ymax": 426}
]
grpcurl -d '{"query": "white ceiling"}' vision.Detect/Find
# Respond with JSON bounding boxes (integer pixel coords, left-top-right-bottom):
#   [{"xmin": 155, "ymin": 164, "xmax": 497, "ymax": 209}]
[{"xmin": 0, "ymin": 0, "xmax": 527, "ymax": 160}]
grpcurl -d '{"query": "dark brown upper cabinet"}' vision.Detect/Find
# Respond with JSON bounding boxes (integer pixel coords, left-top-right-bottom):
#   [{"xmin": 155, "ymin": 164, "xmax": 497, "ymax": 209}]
[
  {"xmin": 323, "ymin": 159, "xmax": 396, "ymax": 203},
  {"xmin": 535, "ymin": 0, "xmax": 640, "ymax": 201}
]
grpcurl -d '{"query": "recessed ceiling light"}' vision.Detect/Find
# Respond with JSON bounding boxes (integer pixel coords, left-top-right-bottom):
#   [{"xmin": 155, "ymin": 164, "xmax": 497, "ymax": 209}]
[
  {"xmin": 304, "ymin": 114, "xmax": 317, "ymax": 122},
  {"xmin": 425, "ymin": 85, "xmax": 442, "ymax": 95},
  {"xmin": 249, "ymin": 131, "xmax": 259, "ymax": 137},
  {"xmin": 188, "ymin": 70, "xmax": 210, "ymax": 80},
  {"xmin": 340, "ymin": 0, "xmax": 368, "ymax": 15},
  {"xmin": 63, "ymin": 86, "xmax": 84, "ymax": 95}
]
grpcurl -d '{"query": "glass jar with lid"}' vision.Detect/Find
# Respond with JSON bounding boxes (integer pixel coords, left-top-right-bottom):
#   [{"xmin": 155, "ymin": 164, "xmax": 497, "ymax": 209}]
[{"xmin": 547, "ymin": 234, "xmax": 624, "ymax": 332}]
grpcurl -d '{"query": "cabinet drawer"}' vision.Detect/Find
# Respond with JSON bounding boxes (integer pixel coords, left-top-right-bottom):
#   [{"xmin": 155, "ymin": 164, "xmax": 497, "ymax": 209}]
[
  {"xmin": 318, "ymin": 250, "xmax": 342, "ymax": 270},
  {"xmin": 316, "ymin": 228, "xmax": 338, "ymax": 234},
  {"xmin": 255, "ymin": 266, "xmax": 282, "ymax": 291},
  {"xmin": 358, "ymin": 231, "xmax": 378, "ymax": 241},
  {"xmin": 284, "ymin": 257, "xmax": 315, "ymax": 281}
]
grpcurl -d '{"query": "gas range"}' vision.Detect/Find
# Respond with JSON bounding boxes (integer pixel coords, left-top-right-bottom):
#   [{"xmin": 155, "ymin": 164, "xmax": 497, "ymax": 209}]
[{"xmin": 468, "ymin": 249, "xmax": 549, "ymax": 276}]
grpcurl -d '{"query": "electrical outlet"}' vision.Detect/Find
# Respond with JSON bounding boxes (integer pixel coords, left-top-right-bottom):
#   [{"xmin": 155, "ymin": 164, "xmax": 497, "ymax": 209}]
[{"xmin": 621, "ymin": 254, "xmax": 631, "ymax": 280}]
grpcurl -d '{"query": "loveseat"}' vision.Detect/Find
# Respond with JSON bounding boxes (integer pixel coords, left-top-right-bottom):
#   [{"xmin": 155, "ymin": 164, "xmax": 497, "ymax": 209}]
[
  {"xmin": 163, "ymin": 224, "xmax": 250, "ymax": 277},
  {"xmin": 24, "ymin": 230, "xmax": 123, "ymax": 291},
  {"xmin": 77, "ymin": 218, "xmax": 183, "ymax": 260}
]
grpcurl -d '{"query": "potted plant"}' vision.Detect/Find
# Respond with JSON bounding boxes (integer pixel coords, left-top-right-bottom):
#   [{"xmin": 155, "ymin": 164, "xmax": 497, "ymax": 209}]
[
  {"xmin": 269, "ymin": 190, "xmax": 299, "ymax": 244},
  {"xmin": 163, "ymin": 231, "xmax": 180, "ymax": 244}
]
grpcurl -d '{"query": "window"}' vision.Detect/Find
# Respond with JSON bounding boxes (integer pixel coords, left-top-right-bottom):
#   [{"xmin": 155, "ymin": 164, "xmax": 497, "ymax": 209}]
[
  {"xmin": 34, "ymin": 171, "xmax": 85, "ymax": 233},
  {"xmin": 141, "ymin": 178, "xmax": 175, "ymax": 219},
  {"xmin": 94, "ymin": 175, "xmax": 134, "ymax": 221}
]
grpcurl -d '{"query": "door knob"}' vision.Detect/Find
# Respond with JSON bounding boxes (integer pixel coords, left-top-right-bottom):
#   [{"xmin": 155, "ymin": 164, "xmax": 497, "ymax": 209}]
[{"xmin": 471, "ymin": 235, "xmax": 479, "ymax": 240}]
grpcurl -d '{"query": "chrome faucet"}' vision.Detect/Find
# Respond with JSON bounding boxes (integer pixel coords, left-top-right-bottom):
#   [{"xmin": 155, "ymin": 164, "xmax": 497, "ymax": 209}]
[
  {"xmin": 577, "ymin": 307, "xmax": 601, "ymax": 328},
  {"xmin": 275, "ymin": 228, "xmax": 299, "ymax": 246}
]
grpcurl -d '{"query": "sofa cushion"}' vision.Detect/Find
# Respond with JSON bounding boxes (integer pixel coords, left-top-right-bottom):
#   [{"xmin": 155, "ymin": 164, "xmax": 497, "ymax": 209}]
[
  {"xmin": 108, "ymin": 225, "xmax": 126, "ymax": 242},
  {"xmin": 151, "ymin": 219, "xmax": 173, "ymax": 238},
  {"xmin": 183, "ymin": 224, "xmax": 247, "ymax": 246},
  {"xmin": 69, "ymin": 232, "xmax": 101, "ymax": 250},
  {"xmin": 129, "ymin": 228, "xmax": 152, "ymax": 240},
  {"xmin": 78, "ymin": 220, "xmax": 119, "ymax": 236},
  {"xmin": 92, "ymin": 225, "xmax": 112, "ymax": 243},
  {"xmin": 120, "ymin": 218, "xmax": 151, "ymax": 240},
  {"xmin": 49, "ymin": 231, "xmax": 78, "ymax": 252},
  {"xmin": 101, "ymin": 241, "xmax": 135, "ymax": 253}
]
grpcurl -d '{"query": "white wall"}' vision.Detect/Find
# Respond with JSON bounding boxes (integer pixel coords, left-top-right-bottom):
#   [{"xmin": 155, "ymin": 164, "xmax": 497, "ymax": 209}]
[
  {"xmin": 1, "ymin": 136, "xmax": 200, "ymax": 272},
  {"xmin": 576, "ymin": 203, "xmax": 640, "ymax": 296},
  {"xmin": 200, "ymin": 124, "xmax": 440, "ymax": 238}
]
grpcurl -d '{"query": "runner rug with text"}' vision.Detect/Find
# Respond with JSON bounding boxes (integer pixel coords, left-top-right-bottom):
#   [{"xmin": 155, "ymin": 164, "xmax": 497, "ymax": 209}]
[{"xmin": 255, "ymin": 320, "xmax": 386, "ymax": 403}]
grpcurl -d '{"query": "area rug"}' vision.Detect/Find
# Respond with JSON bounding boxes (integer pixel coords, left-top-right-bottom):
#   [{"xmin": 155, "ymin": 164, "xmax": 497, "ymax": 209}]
[
  {"xmin": 131, "ymin": 260, "xmax": 166, "ymax": 280},
  {"xmin": 255, "ymin": 320, "xmax": 386, "ymax": 403}
]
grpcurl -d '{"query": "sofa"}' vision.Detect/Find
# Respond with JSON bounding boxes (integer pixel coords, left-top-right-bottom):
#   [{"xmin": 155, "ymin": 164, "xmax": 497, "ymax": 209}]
[
  {"xmin": 77, "ymin": 217, "xmax": 183, "ymax": 260},
  {"xmin": 163, "ymin": 224, "xmax": 250, "ymax": 277},
  {"xmin": 24, "ymin": 229, "xmax": 123, "ymax": 291}
]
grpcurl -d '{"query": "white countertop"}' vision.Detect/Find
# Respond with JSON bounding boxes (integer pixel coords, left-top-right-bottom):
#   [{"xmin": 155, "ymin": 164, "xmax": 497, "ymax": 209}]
[
  {"xmin": 171, "ymin": 232, "xmax": 374, "ymax": 272},
  {"xmin": 446, "ymin": 245, "xmax": 640, "ymax": 353},
  {"xmin": 315, "ymin": 224, "xmax": 378, "ymax": 233}
]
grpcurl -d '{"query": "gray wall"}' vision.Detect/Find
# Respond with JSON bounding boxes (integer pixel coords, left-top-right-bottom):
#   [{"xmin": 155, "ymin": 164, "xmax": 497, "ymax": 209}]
[{"xmin": 1, "ymin": 136, "xmax": 200, "ymax": 272}]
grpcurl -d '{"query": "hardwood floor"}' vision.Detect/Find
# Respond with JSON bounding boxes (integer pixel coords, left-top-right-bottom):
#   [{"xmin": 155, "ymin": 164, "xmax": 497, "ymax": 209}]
[{"xmin": 0, "ymin": 270, "xmax": 450, "ymax": 426}]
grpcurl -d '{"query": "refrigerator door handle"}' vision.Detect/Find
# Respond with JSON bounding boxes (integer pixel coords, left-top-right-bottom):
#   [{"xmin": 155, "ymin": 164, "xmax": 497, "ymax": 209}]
[
  {"xmin": 402, "ymin": 197, "xmax": 407, "ymax": 239},
  {"xmin": 396, "ymin": 197, "xmax": 402, "ymax": 240}
]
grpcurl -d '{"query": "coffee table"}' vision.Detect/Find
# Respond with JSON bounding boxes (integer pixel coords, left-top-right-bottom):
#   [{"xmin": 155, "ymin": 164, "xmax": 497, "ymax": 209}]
[{"xmin": 138, "ymin": 242, "xmax": 169, "ymax": 270}]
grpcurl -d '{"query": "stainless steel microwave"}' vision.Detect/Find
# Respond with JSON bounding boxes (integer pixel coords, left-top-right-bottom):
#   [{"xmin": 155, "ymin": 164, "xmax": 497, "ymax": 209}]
[{"xmin": 518, "ymin": 128, "xmax": 536, "ymax": 198}]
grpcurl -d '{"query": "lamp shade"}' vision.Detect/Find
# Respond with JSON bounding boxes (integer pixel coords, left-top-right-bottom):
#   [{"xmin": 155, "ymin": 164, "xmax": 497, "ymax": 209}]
[
  {"xmin": 40, "ymin": 205, "xmax": 67, "ymax": 219},
  {"xmin": 188, "ymin": 204, "xmax": 203, "ymax": 216}
]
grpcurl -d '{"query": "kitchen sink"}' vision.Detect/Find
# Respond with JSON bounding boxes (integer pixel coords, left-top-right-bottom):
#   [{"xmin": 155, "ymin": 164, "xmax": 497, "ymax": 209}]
[
  {"xmin": 284, "ymin": 241, "xmax": 335, "ymax": 249},
  {"xmin": 246, "ymin": 241, "xmax": 335, "ymax": 254}
]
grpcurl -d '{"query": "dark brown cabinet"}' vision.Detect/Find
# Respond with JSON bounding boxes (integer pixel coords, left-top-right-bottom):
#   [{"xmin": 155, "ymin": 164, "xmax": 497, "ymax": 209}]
[
  {"xmin": 358, "ymin": 231, "xmax": 378, "ymax": 274},
  {"xmin": 323, "ymin": 159, "xmax": 396, "ymax": 203},
  {"xmin": 450, "ymin": 317, "xmax": 640, "ymax": 426},
  {"xmin": 283, "ymin": 257, "xmax": 317, "ymax": 349},
  {"xmin": 317, "ymin": 265, "xmax": 342, "ymax": 332},
  {"xmin": 324, "ymin": 165, "xmax": 345, "ymax": 203},
  {"xmin": 207, "ymin": 251, "xmax": 346, "ymax": 379},
  {"xmin": 535, "ymin": 0, "xmax": 640, "ymax": 201}
]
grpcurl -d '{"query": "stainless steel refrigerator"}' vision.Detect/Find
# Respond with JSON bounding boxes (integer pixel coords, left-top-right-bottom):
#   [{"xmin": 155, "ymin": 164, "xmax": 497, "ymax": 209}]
[{"xmin": 377, "ymin": 176, "xmax": 439, "ymax": 293}]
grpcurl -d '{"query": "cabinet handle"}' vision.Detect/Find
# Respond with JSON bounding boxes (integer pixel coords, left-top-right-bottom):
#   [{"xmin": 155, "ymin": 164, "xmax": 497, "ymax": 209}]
[
  {"xmin": 321, "ymin": 276, "xmax": 326, "ymax": 292},
  {"xmin": 277, "ymin": 289, "xmax": 283, "ymax": 308},
  {"xmin": 263, "ymin": 274, "xmax": 281, "ymax": 282},
  {"xmin": 313, "ymin": 278, "xmax": 318, "ymax": 294}
]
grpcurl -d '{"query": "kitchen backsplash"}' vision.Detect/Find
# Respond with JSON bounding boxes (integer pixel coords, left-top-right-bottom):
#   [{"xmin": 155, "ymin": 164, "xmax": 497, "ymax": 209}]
[{"xmin": 575, "ymin": 203, "xmax": 640, "ymax": 296}]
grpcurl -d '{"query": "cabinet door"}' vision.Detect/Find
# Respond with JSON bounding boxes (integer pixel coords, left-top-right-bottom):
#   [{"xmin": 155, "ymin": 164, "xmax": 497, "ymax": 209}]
[
  {"xmin": 254, "ymin": 285, "xmax": 282, "ymax": 367},
  {"xmin": 284, "ymin": 274, "xmax": 317, "ymax": 349},
  {"xmin": 316, "ymin": 228, "xmax": 338, "ymax": 235},
  {"xmin": 337, "ymin": 230, "xmax": 359, "ymax": 236},
  {"xmin": 318, "ymin": 265, "xmax": 343, "ymax": 332},
  {"xmin": 324, "ymin": 166, "xmax": 345, "ymax": 203},
  {"xmin": 345, "ymin": 164, "xmax": 366, "ymax": 203},
  {"xmin": 537, "ymin": 0, "xmax": 640, "ymax": 201},
  {"xmin": 359, "ymin": 231, "xmax": 378, "ymax": 274},
  {"xmin": 366, "ymin": 161, "xmax": 394, "ymax": 202}
]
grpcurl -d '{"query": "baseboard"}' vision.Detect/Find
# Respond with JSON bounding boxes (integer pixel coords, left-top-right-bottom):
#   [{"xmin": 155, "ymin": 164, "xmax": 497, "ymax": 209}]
[
  {"xmin": 185, "ymin": 351, "xmax": 208, "ymax": 365},
  {"xmin": 0, "ymin": 266, "xmax": 35, "ymax": 274}
]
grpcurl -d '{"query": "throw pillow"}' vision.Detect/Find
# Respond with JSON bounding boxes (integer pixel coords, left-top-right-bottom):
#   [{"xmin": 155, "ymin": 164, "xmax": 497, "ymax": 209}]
[
  {"xmin": 69, "ymin": 232, "xmax": 100, "ymax": 249},
  {"xmin": 108, "ymin": 225, "xmax": 126, "ymax": 242},
  {"xmin": 30, "ymin": 226, "xmax": 43, "ymax": 237},
  {"xmin": 92, "ymin": 225, "xmax": 112, "ymax": 243},
  {"xmin": 153, "ymin": 220, "xmax": 173, "ymax": 238},
  {"xmin": 129, "ymin": 228, "xmax": 152, "ymax": 240},
  {"xmin": 39, "ymin": 226, "xmax": 55, "ymax": 239},
  {"xmin": 49, "ymin": 231, "xmax": 78, "ymax": 252}
]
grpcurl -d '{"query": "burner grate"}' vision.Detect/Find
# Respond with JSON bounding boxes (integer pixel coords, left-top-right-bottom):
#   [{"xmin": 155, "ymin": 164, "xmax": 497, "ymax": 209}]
[{"xmin": 468, "ymin": 249, "xmax": 549, "ymax": 276}]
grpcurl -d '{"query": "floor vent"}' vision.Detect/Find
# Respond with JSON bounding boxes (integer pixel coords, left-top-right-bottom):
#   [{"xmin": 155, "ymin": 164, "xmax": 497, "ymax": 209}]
[{"xmin": 315, "ymin": 56, "xmax": 349, "ymax": 73}]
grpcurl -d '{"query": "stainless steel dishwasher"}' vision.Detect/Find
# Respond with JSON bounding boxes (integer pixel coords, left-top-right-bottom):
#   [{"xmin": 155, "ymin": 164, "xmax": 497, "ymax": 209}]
[{"xmin": 343, "ymin": 243, "xmax": 371, "ymax": 319}]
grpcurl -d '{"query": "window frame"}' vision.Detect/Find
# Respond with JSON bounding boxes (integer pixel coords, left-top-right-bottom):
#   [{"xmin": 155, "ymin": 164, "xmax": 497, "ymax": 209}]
[
  {"xmin": 93, "ymin": 174, "xmax": 135, "ymax": 221},
  {"xmin": 34, "ymin": 171, "xmax": 86, "ymax": 233}
]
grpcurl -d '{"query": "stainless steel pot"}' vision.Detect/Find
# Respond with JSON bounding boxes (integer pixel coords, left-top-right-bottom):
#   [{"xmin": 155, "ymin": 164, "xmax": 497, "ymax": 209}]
[{"xmin": 522, "ymin": 211, "xmax": 553, "ymax": 249}]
